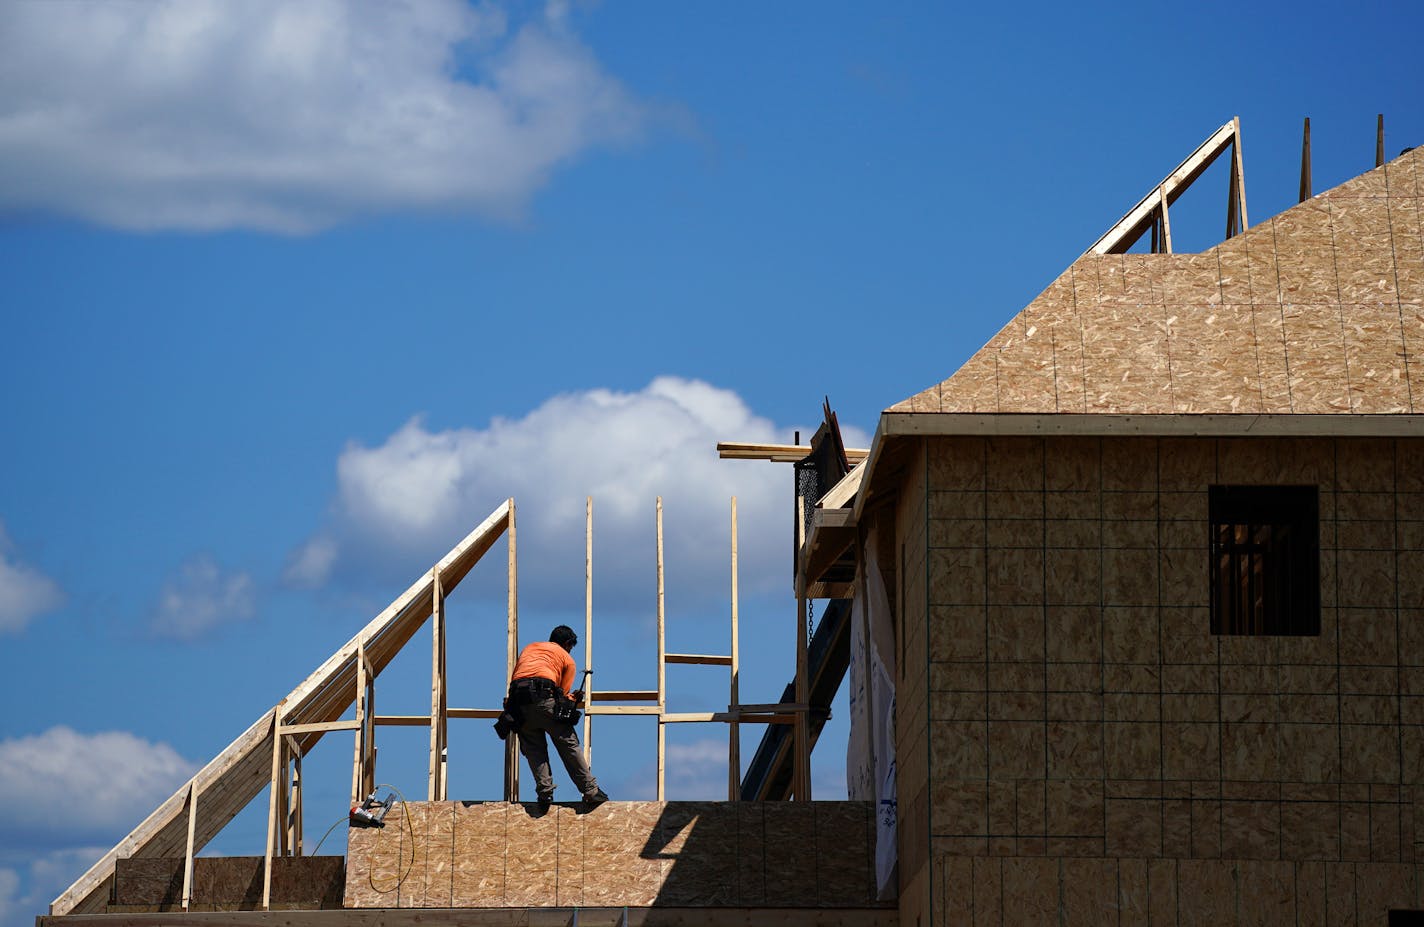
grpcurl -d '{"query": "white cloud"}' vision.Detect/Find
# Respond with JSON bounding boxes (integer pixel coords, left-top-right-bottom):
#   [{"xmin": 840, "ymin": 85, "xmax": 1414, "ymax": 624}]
[
  {"xmin": 293, "ymin": 377, "xmax": 869, "ymax": 613},
  {"xmin": 0, "ymin": 1, "xmax": 646, "ymax": 232},
  {"xmin": 283, "ymin": 536, "xmax": 338, "ymax": 589},
  {"xmin": 0, "ymin": 521, "xmax": 63, "ymax": 634},
  {"xmin": 151, "ymin": 555, "xmax": 256, "ymax": 640},
  {"xmin": 0, "ymin": 727, "xmax": 195, "ymax": 846}
]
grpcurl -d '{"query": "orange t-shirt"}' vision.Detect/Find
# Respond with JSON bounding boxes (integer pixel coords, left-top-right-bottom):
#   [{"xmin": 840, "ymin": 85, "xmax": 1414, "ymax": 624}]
[{"xmin": 511, "ymin": 641, "xmax": 576, "ymax": 693}]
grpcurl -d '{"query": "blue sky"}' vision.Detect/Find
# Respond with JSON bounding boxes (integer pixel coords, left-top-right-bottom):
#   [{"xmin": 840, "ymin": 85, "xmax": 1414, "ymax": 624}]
[{"xmin": 1, "ymin": 0, "xmax": 1421, "ymax": 922}]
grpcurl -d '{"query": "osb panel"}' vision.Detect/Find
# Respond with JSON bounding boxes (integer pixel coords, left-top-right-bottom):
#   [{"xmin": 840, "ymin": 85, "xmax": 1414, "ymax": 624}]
[
  {"xmin": 1080, "ymin": 296, "xmax": 1174, "ymax": 414},
  {"xmin": 994, "ymin": 320, "xmax": 1058, "ymax": 414},
  {"xmin": 1176, "ymin": 860, "xmax": 1238, "ymax": 927},
  {"xmin": 452, "ymin": 802, "xmax": 507, "ymax": 907},
  {"xmin": 1235, "ymin": 859, "xmax": 1295, "ymax": 927},
  {"xmin": 1342, "ymin": 303, "xmax": 1412, "ymax": 412},
  {"xmin": 1354, "ymin": 862, "xmax": 1419, "ymax": 921},
  {"xmin": 1218, "ymin": 247, "xmax": 1252, "ymax": 305},
  {"xmin": 888, "ymin": 151, "xmax": 1424, "ymax": 418},
  {"xmin": 1166, "ymin": 303, "xmax": 1266, "ymax": 413},
  {"xmin": 416, "ymin": 801, "xmax": 454, "ymax": 907},
  {"xmin": 350, "ymin": 801, "xmax": 884, "ymax": 910},
  {"xmin": 1331, "ymin": 201, "xmax": 1399, "ymax": 304},
  {"xmin": 1274, "ymin": 203, "xmax": 1338, "ymax": 301},
  {"xmin": 1247, "ymin": 302, "xmax": 1295, "ymax": 410},
  {"xmin": 1281, "ymin": 303, "xmax": 1352, "ymax": 412}
]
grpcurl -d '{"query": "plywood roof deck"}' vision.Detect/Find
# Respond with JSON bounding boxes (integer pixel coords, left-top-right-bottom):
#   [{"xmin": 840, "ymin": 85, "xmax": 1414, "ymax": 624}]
[{"xmin": 893, "ymin": 146, "xmax": 1423, "ymax": 417}]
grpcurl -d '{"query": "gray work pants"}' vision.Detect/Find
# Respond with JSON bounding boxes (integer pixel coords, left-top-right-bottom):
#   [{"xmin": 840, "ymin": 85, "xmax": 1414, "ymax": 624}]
[{"xmin": 516, "ymin": 696, "xmax": 598, "ymax": 800}]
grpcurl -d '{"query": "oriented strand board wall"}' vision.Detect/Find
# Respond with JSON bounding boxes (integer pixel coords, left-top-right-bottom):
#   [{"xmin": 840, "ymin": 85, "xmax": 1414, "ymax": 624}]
[
  {"xmin": 891, "ymin": 441, "xmax": 933, "ymax": 927},
  {"xmin": 923, "ymin": 435, "xmax": 1424, "ymax": 925},
  {"xmin": 346, "ymin": 801, "xmax": 885, "ymax": 910}
]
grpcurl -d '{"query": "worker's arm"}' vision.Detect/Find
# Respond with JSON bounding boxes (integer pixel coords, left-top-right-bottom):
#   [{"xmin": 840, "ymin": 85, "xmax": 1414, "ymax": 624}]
[{"xmin": 559, "ymin": 652, "xmax": 577, "ymax": 695}]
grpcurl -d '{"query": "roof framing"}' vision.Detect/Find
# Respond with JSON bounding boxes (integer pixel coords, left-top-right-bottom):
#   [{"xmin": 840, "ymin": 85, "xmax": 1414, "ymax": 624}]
[{"xmin": 1086, "ymin": 117, "xmax": 1248, "ymax": 255}]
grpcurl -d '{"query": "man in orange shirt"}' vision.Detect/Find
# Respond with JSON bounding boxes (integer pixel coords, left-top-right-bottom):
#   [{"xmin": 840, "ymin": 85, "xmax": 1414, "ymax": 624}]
[{"xmin": 507, "ymin": 625, "xmax": 608, "ymax": 811}]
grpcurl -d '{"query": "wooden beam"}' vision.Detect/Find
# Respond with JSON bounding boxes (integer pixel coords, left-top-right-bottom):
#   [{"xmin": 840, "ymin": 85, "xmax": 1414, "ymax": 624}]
[
  {"xmin": 278, "ymin": 719, "xmax": 360, "ymax": 737},
  {"xmin": 1377, "ymin": 113, "xmax": 1385, "ymax": 168},
  {"xmin": 655, "ymin": 497, "xmax": 666, "ymax": 802},
  {"xmin": 716, "ymin": 442, "xmax": 869, "ymax": 464},
  {"xmin": 1231, "ymin": 115, "xmax": 1248, "ymax": 231},
  {"xmin": 728, "ymin": 496, "xmax": 740, "ymax": 802},
  {"xmin": 590, "ymin": 691, "xmax": 660, "ymax": 702},
  {"xmin": 663, "ymin": 653, "xmax": 733, "ymax": 666},
  {"xmin": 428, "ymin": 568, "xmax": 446, "ymax": 801},
  {"xmin": 1300, "ymin": 117, "xmax": 1312, "ymax": 202},
  {"xmin": 583, "ymin": 495, "xmax": 595, "ymax": 763},
  {"xmin": 350, "ymin": 645, "xmax": 367, "ymax": 806},
  {"xmin": 586, "ymin": 705, "xmax": 662, "ymax": 716},
  {"xmin": 180, "ymin": 781, "xmax": 198, "ymax": 911},
  {"xmin": 262, "ymin": 709, "xmax": 282, "ymax": 910},
  {"xmin": 505, "ymin": 498, "xmax": 519, "ymax": 804},
  {"xmin": 1086, "ymin": 118, "xmax": 1239, "ymax": 255},
  {"xmin": 662, "ymin": 712, "xmax": 797, "ymax": 724}
]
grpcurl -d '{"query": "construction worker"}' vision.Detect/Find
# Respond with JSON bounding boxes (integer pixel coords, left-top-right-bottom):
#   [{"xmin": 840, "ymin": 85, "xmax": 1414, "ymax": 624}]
[{"xmin": 507, "ymin": 625, "xmax": 608, "ymax": 811}]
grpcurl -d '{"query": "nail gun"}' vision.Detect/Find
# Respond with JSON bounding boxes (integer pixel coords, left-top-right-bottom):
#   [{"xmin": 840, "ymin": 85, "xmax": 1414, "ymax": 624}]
[{"xmin": 349, "ymin": 791, "xmax": 395, "ymax": 828}]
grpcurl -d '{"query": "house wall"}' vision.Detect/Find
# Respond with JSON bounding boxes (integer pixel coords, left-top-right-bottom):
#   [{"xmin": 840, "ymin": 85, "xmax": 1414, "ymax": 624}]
[
  {"xmin": 883, "ymin": 440, "xmax": 933, "ymax": 927},
  {"xmin": 921, "ymin": 434, "xmax": 1424, "ymax": 926}
]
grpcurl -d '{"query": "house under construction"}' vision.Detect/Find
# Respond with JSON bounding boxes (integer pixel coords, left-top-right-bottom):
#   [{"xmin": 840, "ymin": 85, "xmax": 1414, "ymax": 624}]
[{"xmin": 41, "ymin": 118, "xmax": 1424, "ymax": 926}]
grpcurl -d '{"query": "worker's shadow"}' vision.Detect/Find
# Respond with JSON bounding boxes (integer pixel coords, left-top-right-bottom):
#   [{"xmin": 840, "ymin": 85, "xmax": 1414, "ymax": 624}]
[{"xmin": 640, "ymin": 803, "xmax": 797, "ymax": 911}]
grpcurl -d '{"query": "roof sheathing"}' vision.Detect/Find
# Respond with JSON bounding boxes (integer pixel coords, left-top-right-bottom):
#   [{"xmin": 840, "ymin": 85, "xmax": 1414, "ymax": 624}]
[{"xmin": 892, "ymin": 146, "xmax": 1424, "ymax": 416}]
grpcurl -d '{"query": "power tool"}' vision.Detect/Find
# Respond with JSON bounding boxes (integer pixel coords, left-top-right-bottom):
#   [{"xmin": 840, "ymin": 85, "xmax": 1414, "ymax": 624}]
[{"xmin": 349, "ymin": 791, "xmax": 395, "ymax": 828}]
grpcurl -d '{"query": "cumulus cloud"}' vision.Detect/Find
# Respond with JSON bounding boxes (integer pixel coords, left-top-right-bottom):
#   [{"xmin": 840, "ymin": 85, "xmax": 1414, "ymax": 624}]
[
  {"xmin": 151, "ymin": 555, "xmax": 256, "ymax": 640},
  {"xmin": 0, "ymin": 727, "xmax": 195, "ymax": 847},
  {"xmin": 0, "ymin": 0, "xmax": 646, "ymax": 232},
  {"xmin": 0, "ymin": 521, "xmax": 63, "ymax": 634},
  {"xmin": 289, "ymin": 377, "xmax": 868, "ymax": 612}
]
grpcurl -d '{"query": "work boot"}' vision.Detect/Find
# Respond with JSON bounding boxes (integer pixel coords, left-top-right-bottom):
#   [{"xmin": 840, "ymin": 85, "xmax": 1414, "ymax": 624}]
[
  {"xmin": 583, "ymin": 788, "xmax": 608, "ymax": 808},
  {"xmin": 536, "ymin": 796, "xmax": 552, "ymax": 814}
]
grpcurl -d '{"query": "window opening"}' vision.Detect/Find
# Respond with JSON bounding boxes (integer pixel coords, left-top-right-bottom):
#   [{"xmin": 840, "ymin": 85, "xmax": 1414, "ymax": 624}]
[{"xmin": 1208, "ymin": 485, "xmax": 1319, "ymax": 636}]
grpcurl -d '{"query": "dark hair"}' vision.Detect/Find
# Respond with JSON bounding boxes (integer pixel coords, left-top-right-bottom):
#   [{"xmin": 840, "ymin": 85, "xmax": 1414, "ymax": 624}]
[{"xmin": 550, "ymin": 625, "xmax": 578, "ymax": 648}]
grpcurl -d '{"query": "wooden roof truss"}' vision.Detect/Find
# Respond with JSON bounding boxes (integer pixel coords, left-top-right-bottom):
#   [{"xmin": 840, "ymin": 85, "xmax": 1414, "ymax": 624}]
[{"xmin": 1086, "ymin": 116, "xmax": 1249, "ymax": 255}]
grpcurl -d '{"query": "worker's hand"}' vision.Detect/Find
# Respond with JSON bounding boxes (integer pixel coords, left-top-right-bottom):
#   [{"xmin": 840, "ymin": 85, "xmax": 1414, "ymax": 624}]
[{"xmin": 571, "ymin": 689, "xmax": 585, "ymax": 705}]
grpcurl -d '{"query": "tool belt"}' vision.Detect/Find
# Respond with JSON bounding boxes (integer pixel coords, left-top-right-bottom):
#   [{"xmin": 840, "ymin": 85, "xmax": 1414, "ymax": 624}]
[
  {"xmin": 493, "ymin": 677, "xmax": 580, "ymax": 738},
  {"xmin": 509, "ymin": 677, "xmax": 559, "ymax": 703}
]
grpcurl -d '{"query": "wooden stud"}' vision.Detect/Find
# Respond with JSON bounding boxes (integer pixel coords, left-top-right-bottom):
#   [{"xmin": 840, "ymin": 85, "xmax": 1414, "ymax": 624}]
[
  {"xmin": 656, "ymin": 497, "xmax": 666, "ymax": 801},
  {"xmin": 729, "ymin": 496, "xmax": 740, "ymax": 802},
  {"xmin": 286, "ymin": 737, "xmax": 303, "ymax": 856},
  {"xmin": 505, "ymin": 499, "xmax": 519, "ymax": 803},
  {"xmin": 351, "ymin": 646, "xmax": 366, "ymax": 806},
  {"xmin": 1299, "ymin": 116, "xmax": 1313, "ymax": 202},
  {"xmin": 1232, "ymin": 115, "xmax": 1248, "ymax": 230},
  {"xmin": 1377, "ymin": 113, "xmax": 1385, "ymax": 168},
  {"xmin": 1088, "ymin": 118, "xmax": 1244, "ymax": 255},
  {"xmin": 362, "ymin": 655, "xmax": 376, "ymax": 801},
  {"xmin": 262, "ymin": 705, "xmax": 284, "ymax": 910},
  {"xmin": 1158, "ymin": 185, "xmax": 1173, "ymax": 254},
  {"xmin": 584, "ymin": 496, "xmax": 593, "ymax": 763},
  {"xmin": 180, "ymin": 781, "xmax": 198, "ymax": 911},
  {"xmin": 428, "ymin": 568, "xmax": 446, "ymax": 801}
]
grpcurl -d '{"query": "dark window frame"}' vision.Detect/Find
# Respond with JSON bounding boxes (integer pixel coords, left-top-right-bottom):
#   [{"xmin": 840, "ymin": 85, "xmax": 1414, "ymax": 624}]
[{"xmin": 1208, "ymin": 485, "xmax": 1320, "ymax": 636}]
